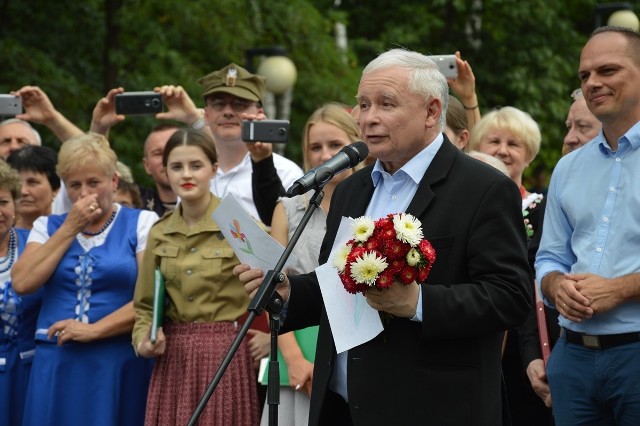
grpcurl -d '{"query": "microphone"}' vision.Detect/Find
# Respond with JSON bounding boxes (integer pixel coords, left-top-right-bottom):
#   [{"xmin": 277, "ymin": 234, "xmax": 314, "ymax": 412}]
[{"xmin": 286, "ymin": 141, "xmax": 368, "ymax": 197}]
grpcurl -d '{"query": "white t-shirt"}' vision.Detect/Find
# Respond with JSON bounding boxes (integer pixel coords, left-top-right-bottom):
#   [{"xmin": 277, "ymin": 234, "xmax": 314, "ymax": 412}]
[
  {"xmin": 29, "ymin": 204, "xmax": 158, "ymax": 253},
  {"xmin": 209, "ymin": 152, "xmax": 302, "ymax": 221}
]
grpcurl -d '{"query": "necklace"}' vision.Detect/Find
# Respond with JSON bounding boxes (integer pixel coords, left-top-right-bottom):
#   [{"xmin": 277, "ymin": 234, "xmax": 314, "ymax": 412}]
[
  {"xmin": 82, "ymin": 208, "xmax": 117, "ymax": 236},
  {"xmin": 0, "ymin": 228, "xmax": 17, "ymax": 273}
]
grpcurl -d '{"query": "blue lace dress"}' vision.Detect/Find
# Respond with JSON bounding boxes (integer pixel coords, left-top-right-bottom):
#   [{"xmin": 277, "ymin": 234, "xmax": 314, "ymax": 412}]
[
  {"xmin": 22, "ymin": 207, "xmax": 154, "ymax": 426},
  {"xmin": 0, "ymin": 228, "xmax": 42, "ymax": 426}
]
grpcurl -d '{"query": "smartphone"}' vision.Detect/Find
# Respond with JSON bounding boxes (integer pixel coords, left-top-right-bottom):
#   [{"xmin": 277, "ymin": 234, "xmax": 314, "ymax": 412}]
[
  {"xmin": 115, "ymin": 91, "xmax": 163, "ymax": 115},
  {"xmin": 0, "ymin": 94, "xmax": 22, "ymax": 116},
  {"xmin": 241, "ymin": 119, "xmax": 289, "ymax": 144},
  {"xmin": 427, "ymin": 54, "xmax": 458, "ymax": 79}
]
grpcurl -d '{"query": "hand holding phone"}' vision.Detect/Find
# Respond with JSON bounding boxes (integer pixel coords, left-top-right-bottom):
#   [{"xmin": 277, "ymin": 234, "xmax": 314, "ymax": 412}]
[
  {"xmin": 115, "ymin": 91, "xmax": 163, "ymax": 115},
  {"xmin": 241, "ymin": 119, "xmax": 289, "ymax": 144},
  {"xmin": 427, "ymin": 54, "xmax": 458, "ymax": 79},
  {"xmin": 0, "ymin": 95, "xmax": 23, "ymax": 116}
]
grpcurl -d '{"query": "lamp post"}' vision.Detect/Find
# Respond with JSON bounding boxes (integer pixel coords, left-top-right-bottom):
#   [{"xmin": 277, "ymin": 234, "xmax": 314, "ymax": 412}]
[
  {"xmin": 594, "ymin": 3, "xmax": 639, "ymax": 31},
  {"xmin": 246, "ymin": 49, "xmax": 296, "ymax": 119}
]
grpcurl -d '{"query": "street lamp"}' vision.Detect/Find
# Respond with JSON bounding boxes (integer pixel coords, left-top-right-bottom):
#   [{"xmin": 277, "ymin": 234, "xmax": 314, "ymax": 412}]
[
  {"xmin": 257, "ymin": 56, "xmax": 297, "ymax": 96},
  {"xmin": 245, "ymin": 46, "xmax": 297, "ymax": 117},
  {"xmin": 594, "ymin": 3, "xmax": 640, "ymax": 31}
]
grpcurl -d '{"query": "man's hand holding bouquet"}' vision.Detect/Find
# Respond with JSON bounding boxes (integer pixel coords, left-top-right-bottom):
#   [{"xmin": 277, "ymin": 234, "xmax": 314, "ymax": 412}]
[{"xmin": 333, "ymin": 213, "xmax": 436, "ymax": 319}]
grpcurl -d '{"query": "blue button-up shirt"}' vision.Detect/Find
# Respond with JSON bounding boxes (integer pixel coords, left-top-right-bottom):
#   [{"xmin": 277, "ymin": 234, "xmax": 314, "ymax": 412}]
[
  {"xmin": 330, "ymin": 134, "xmax": 444, "ymax": 401},
  {"xmin": 535, "ymin": 121, "xmax": 640, "ymax": 334}
]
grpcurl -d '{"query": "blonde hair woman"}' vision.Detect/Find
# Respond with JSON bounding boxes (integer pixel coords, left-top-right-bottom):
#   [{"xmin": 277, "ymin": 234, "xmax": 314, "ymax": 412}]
[
  {"xmin": 263, "ymin": 103, "xmax": 362, "ymax": 426},
  {"xmin": 12, "ymin": 133, "xmax": 158, "ymax": 426},
  {"xmin": 469, "ymin": 107, "xmax": 549, "ymax": 424}
]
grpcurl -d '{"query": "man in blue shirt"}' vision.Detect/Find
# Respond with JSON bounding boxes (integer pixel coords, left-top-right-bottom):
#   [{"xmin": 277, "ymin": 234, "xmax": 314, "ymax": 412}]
[{"xmin": 535, "ymin": 26, "xmax": 640, "ymax": 425}]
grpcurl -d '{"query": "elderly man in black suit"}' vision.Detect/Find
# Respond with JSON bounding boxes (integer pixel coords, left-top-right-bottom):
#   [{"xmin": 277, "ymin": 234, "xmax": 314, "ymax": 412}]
[{"xmin": 236, "ymin": 48, "xmax": 531, "ymax": 426}]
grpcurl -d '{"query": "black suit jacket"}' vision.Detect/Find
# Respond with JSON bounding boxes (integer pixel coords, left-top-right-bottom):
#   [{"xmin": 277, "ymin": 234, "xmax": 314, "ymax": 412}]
[{"xmin": 284, "ymin": 139, "xmax": 532, "ymax": 426}]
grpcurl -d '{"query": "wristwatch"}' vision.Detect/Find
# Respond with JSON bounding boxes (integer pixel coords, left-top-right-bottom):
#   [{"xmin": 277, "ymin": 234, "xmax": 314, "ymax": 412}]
[{"xmin": 190, "ymin": 109, "xmax": 206, "ymax": 130}]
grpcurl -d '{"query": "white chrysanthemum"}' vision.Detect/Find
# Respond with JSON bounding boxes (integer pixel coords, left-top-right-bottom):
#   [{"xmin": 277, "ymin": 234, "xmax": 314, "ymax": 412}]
[
  {"xmin": 406, "ymin": 248, "xmax": 421, "ymax": 267},
  {"xmin": 393, "ymin": 213, "xmax": 423, "ymax": 246},
  {"xmin": 352, "ymin": 216, "xmax": 375, "ymax": 243},
  {"xmin": 350, "ymin": 251, "xmax": 388, "ymax": 286},
  {"xmin": 333, "ymin": 244, "xmax": 352, "ymax": 273}
]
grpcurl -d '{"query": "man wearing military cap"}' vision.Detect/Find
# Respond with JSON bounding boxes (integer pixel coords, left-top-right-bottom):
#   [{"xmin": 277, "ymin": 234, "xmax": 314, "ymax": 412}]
[{"xmin": 154, "ymin": 63, "xmax": 302, "ymax": 221}]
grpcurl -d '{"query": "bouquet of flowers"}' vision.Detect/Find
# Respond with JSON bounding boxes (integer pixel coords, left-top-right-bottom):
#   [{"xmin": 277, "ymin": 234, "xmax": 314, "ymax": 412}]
[{"xmin": 333, "ymin": 213, "xmax": 436, "ymax": 295}]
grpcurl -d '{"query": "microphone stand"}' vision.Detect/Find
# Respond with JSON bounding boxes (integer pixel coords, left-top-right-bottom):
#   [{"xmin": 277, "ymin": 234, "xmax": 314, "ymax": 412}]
[{"xmin": 187, "ymin": 188, "xmax": 325, "ymax": 426}]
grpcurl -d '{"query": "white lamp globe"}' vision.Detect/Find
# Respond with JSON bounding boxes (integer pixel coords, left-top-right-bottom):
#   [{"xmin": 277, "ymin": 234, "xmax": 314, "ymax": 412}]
[
  {"xmin": 608, "ymin": 10, "xmax": 640, "ymax": 32},
  {"xmin": 258, "ymin": 56, "xmax": 298, "ymax": 95}
]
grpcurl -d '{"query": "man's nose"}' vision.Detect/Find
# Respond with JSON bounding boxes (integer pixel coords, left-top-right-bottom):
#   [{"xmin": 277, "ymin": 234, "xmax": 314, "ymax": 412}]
[
  {"xmin": 564, "ymin": 128, "xmax": 579, "ymax": 147},
  {"xmin": 9, "ymin": 139, "xmax": 22, "ymax": 153}
]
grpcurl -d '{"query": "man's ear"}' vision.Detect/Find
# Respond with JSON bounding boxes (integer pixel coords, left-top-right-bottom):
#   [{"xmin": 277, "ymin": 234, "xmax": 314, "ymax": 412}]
[
  {"xmin": 143, "ymin": 157, "xmax": 151, "ymax": 175},
  {"xmin": 425, "ymin": 97, "xmax": 443, "ymax": 129},
  {"xmin": 458, "ymin": 129, "xmax": 470, "ymax": 151}
]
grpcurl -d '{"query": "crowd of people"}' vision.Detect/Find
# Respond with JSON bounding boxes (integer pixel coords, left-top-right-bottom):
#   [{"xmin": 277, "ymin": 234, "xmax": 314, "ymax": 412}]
[{"xmin": 0, "ymin": 24, "xmax": 639, "ymax": 426}]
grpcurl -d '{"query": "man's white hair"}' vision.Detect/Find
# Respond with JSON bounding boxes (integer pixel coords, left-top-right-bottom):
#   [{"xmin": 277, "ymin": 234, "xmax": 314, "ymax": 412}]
[
  {"xmin": 363, "ymin": 48, "xmax": 449, "ymax": 131},
  {"xmin": 0, "ymin": 118, "xmax": 42, "ymax": 145}
]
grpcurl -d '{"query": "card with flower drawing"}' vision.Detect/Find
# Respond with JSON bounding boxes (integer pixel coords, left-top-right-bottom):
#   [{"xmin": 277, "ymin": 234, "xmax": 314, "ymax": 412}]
[{"xmin": 212, "ymin": 193, "xmax": 297, "ymax": 271}]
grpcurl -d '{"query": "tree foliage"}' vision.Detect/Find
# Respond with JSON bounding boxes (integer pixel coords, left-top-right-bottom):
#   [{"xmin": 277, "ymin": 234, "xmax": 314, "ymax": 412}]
[
  {"xmin": 0, "ymin": 0, "xmax": 629, "ymax": 185},
  {"xmin": 338, "ymin": 0, "xmax": 601, "ymax": 176},
  {"xmin": 0, "ymin": 0, "xmax": 360, "ymax": 185}
]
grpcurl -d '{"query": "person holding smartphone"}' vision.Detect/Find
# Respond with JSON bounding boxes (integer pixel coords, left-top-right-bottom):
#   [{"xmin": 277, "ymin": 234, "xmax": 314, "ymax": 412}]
[{"xmin": 152, "ymin": 63, "xmax": 303, "ymax": 223}]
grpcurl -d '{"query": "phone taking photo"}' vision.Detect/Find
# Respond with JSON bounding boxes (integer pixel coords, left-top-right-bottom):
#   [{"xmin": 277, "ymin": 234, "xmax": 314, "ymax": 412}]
[
  {"xmin": 427, "ymin": 54, "xmax": 458, "ymax": 79},
  {"xmin": 241, "ymin": 120, "xmax": 289, "ymax": 144},
  {"xmin": 115, "ymin": 92, "xmax": 163, "ymax": 116},
  {"xmin": 0, "ymin": 95, "xmax": 22, "ymax": 116}
]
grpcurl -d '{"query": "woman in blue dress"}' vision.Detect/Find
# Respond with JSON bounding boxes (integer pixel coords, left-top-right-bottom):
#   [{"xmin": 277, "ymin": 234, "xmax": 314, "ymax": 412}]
[
  {"xmin": 12, "ymin": 133, "xmax": 158, "ymax": 426},
  {"xmin": 0, "ymin": 160, "xmax": 42, "ymax": 426}
]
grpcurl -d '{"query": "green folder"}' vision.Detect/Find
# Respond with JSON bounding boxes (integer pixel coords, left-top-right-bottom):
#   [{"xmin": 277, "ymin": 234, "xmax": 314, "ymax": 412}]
[
  {"xmin": 150, "ymin": 267, "xmax": 165, "ymax": 344},
  {"xmin": 261, "ymin": 326, "xmax": 319, "ymax": 386}
]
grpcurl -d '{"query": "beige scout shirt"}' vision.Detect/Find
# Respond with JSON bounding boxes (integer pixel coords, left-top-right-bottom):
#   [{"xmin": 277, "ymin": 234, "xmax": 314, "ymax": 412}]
[{"xmin": 132, "ymin": 196, "xmax": 249, "ymax": 348}]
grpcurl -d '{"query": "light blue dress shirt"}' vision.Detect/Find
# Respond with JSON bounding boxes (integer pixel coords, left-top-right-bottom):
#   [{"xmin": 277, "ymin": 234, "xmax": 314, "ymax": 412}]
[
  {"xmin": 535, "ymin": 121, "xmax": 640, "ymax": 335},
  {"xmin": 329, "ymin": 134, "xmax": 444, "ymax": 401}
]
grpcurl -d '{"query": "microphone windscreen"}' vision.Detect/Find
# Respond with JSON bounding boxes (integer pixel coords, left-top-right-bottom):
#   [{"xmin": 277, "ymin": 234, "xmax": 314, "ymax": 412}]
[{"xmin": 347, "ymin": 141, "xmax": 369, "ymax": 166}]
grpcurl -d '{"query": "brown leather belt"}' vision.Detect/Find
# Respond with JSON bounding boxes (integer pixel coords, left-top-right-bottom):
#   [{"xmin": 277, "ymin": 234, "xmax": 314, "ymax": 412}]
[{"xmin": 562, "ymin": 328, "xmax": 640, "ymax": 350}]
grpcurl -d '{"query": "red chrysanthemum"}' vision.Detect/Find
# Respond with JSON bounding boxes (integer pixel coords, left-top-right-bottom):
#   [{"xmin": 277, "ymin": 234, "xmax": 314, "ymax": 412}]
[
  {"xmin": 387, "ymin": 258, "xmax": 405, "ymax": 274},
  {"xmin": 399, "ymin": 266, "xmax": 418, "ymax": 284},
  {"xmin": 339, "ymin": 265, "xmax": 359, "ymax": 294},
  {"xmin": 376, "ymin": 268, "xmax": 395, "ymax": 289},
  {"xmin": 384, "ymin": 238, "xmax": 411, "ymax": 260},
  {"xmin": 419, "ymin": 240, "xmax": 436, "ymax": 264},
  {"xmin": 346, "ymin": 246, "xmax": 367, "ymax": 264},
  {"xmin": 418, "ymin": 264, "xmax": 433, "ymax": 283},
  {"xmin": 365, "ymin": 236, "xmax": 381, "ymax": 251}
]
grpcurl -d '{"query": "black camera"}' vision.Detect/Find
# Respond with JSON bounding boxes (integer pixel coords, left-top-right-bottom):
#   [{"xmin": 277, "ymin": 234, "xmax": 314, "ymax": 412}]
[
  {"xmin": 115, "ymin": 92, "xmax": 163, "ymax": 115},
  {"xmin": 241, "ymin": 120, "xmax": 289, "ymax": 144}
]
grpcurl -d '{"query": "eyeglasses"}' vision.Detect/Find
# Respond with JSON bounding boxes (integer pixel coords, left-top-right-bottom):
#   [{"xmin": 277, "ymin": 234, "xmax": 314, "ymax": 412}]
[{"xmin": 206, "ymin": 97, "xmax": 257, "ymax": 112}]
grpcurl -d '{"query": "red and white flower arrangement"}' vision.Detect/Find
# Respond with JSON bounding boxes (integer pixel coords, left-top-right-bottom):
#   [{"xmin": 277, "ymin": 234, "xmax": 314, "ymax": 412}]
[{"xmin": 333, "ymin": 213, "xmax": 436, "ymax": 295}]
